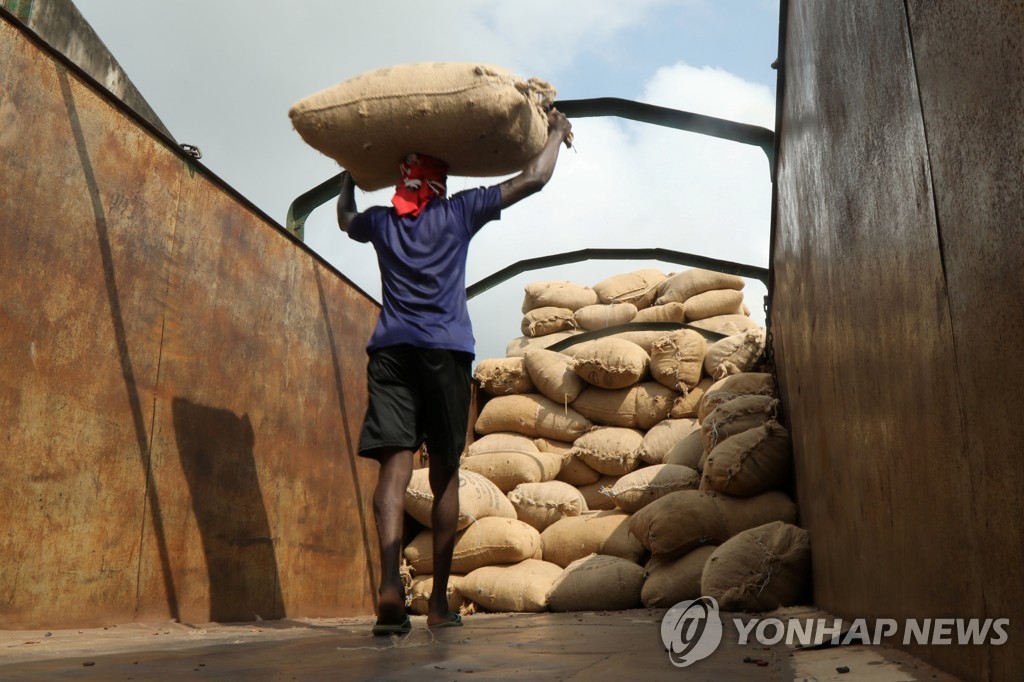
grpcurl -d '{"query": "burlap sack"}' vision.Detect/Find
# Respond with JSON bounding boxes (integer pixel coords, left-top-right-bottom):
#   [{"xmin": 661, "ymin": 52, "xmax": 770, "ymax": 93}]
[
  {"xmin": 637, "ymin": 418, "xmax": 699, "ymax": 465},
  {"xmin": 523, "ymin": 348, "xmax": 587, "ymax": 404},
  {"xmin": 547, "ymin": 554, "xmax": 645, "ymax": 612},
  {"xmin": 689, "ymin": 314, "xmax": 761, "ymax": 337},
  {"xmin": 655, "ymin": 268, "xmax": 745, "ymax": 306},
  {"xmin": 506, "ymin": 331, "xmax": 580, "ymax": 358},
  {"xmin": 475, "ymin": 394, "xmax": 593, "ymax": 441},
  {"xmin": 641, "ymin": 545, "xmax": 717, "ymax": 608},
  {"xmin": 540, "ymin": 510, "xmax": 644, "ymax": 567},
  {"xmin": 697, "ymin": 372, "xmax": 776, "ymax": 423},
  {"xmin": 571, "ymin": 338, "xmax": 650, "ymax": 389},
  {"xmin": 522, "ymin": 281, "xmax": 600, "ymax": 313},
  {"xmin": 605, "ymin": 464, "xmax": 701, "ymax": 513},
  {"xmin": 572, "ymin": 386, "xmax": 640, "ymax": 428},
  {"xmin": 462, "ymin": 448, "xmax": 561, "ymax": 492},
  {"xmin": 556, "ymin": 454, "xmax": 603, "ymax": 486},
  {"xmin": 534, "ymin": 437, "xmax": 574, "ymax": 457},
  {"xmin": 701, "ymin": 394, "xmax": 779, "ymax": 453},
  {"xmin": 574, "ymin": 303, "xmax": 638, "ymax": 331},
  {"xmin": 650, "ymin": 330, "xmax": 708, "ymax": 391},
  {"xmin": 522, "ymin": 307, "xmax": 577, "ymax": 338},
  {"xmin": 701, "ymin": 421, "xmax": 791, "ymax": 496},
  {"xmin": 408, "ymin": 574, "xmax": 468, "ymax": 616},
  {"xmin": 704, "ymin": 328, "xmax": 767, "ymax": 379},
  {"xmin": 576, "ymin": 475, "xmax": 618, "ymax": 511},
  {"xmin": 473, "ymin": 357, "xmax": 535, "ymax": 396},
  {"xmin": 634, "ymin": 381, "xmax": 679, "ymax": 430},
  {"xmin": 701, "ymin": 521, "xmax": 811, "ymax": 612},
  {"xmin": 601, "ymin": 330, "xmax": 669, "ymax": 355},
  {"xmin": 627, "ymin": 489, "xmax": 797, "ymax": 559},
  {"xmin": 460, "ymin": 559, "xmax": 564, "ymax": 613},
  {"xmin": 406, "ymin": 468, "xmax": 516, "ymax": 530},
  {"xmin": 508, "ymin": 481, "xmax": 588, "ymax": 531},
  {"xmin": 631, "ymin": 302, "xmax": 686, "ymax": 324},
  {"xmin": 664, "ymin": 429, "xmax": 705, "ymax": 470},
  {"xmin": 682, "ymin": 289, "xmax": 745, "ymax": 322},
  {"xmin": 570, "ymin": 427, "xmax": 644, "ymax": 477},
  {"xmin": 592, "ymin": 269, "xmax": 667, "ymax": 309},
  {"xmin": 404, "ymin": 517, "xmax": 541, "ymax": 574},
  {"xmin": 289, "ymin": 62, "xmax": 554, "ymax": 190},
  {"xmin": 670, "ymin": 376, "xmax": 714, "ymax": 419}
]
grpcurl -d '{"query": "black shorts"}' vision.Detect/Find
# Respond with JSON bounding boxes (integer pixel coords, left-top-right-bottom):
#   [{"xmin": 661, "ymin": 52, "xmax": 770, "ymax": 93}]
[{"xmin": 358, "ymin": 345, "xmax": 473, "ymax": 468}]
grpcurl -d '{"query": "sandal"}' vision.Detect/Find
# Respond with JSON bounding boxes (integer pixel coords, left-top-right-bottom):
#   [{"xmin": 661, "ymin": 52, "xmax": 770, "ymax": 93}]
[
  {"xmin": 372, "ymin": 614, "xmax": 412, "ymax": 636},
  {"xmin": 428, "ymin": 612, "xmax": 463, "ymax": 629}
]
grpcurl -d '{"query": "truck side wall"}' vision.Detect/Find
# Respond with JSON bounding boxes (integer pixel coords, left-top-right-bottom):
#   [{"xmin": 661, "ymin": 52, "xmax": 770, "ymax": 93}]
[
  {"xmin": 772, "ymin": 2, "xmax": 1023, "ymax": 680},
  {"xmin": 1, "ymin": 15, "xmax": 380, "ymax": 628}
]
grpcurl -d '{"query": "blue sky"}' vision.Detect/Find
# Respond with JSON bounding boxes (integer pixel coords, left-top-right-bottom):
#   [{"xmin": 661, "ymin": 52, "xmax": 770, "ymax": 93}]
[{"xmin": 75, "ymin": 0, "xmax": 781, "ymax": 362}]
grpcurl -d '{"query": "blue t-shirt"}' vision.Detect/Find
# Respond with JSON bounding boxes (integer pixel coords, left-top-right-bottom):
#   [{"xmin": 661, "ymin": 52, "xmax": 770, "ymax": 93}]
[{"xmin": 347, "ymin": 185, "xmax": 502, "ymax": 356}]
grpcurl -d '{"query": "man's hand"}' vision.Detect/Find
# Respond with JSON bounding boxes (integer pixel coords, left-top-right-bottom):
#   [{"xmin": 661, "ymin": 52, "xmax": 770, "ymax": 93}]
[
  {"xmin": 547, "ymin": 108, "xmax": 573, "ymax": 148},
  {"xmin": 337, "ymin": 170, "xmax": 358, "ymax": 232},
  {"xmin": 498, "ymin": 108, "xmax": 574, "ymax": 209}
]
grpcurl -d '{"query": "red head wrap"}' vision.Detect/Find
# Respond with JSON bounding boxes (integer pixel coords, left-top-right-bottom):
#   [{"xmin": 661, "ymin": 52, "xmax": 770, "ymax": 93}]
[{"xmin": 391, "ymin": 154, "xmax": 449, "ymax": 218}]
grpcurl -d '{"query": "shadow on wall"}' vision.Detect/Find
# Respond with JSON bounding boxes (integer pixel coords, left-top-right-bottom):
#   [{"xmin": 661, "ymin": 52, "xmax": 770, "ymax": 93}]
[{"xmin": 172, "ymin": 398, "xmax": 285, "ymax": 622}]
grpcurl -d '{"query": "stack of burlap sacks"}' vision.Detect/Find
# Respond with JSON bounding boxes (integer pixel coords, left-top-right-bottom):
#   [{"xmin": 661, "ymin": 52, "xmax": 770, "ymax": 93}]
[{"xmin": 403, "ymin": 268, "xmax": 811, "ymax": 616}]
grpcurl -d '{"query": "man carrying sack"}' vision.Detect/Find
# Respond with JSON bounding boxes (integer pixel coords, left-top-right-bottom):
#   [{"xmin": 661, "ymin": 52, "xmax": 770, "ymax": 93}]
[{"xmin": 338, "ymin": 108, "xmax": 573, "ymax": 634}]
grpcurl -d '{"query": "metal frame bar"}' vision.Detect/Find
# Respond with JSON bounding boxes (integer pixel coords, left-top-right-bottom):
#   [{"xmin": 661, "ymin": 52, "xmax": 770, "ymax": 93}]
[{"xmin": 466, "ymin": 247, "xmax": 769, "ymax": 300}]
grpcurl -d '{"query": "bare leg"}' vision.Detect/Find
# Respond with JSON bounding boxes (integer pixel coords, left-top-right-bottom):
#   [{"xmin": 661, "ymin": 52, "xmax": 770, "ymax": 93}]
[
  {"xmin": 426, "ymin": 461, "xmax": 460, "ymax": 626},
  {"xmin": 373, "ymin": 447, "xmax": 414, "ymax": 625}
]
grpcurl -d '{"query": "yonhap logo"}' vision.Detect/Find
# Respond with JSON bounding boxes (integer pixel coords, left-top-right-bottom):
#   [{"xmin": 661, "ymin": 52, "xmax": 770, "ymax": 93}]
[{"xmin": 660, "ymin": 597, "xmax": 724, "ymax": 667}]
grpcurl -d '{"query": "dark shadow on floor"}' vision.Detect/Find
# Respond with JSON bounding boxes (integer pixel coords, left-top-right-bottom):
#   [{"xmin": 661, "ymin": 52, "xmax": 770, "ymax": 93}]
[{"xmin": 171, "ymin": 397, "xmax": 285, "ymax": 622}]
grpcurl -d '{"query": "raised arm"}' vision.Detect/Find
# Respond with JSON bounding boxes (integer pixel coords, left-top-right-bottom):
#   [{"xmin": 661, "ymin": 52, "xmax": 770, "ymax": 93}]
[
  {"xmin": 336, "ymin": 170, "xmax": 358, "ymax": 232},
  {"xmin": 499, "ymin": 108, "xmax": 573, "ymax": 209}
]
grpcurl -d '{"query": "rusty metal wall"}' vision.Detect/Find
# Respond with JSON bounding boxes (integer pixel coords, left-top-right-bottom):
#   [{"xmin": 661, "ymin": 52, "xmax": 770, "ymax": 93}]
[
  {"xmin": 0, "ymin": 14, "xmax": 381, "ymax": 628},
  {"xmin": 771, "ymin": 1, "xmax": 1023, "ymax": 680}
]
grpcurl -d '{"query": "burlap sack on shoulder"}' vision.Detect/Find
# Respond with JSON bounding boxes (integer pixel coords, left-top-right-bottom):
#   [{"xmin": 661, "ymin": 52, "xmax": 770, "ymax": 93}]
[
  {"xmin": 547, "ymin": 554, "xmax": 645, "ymax": 612},
  {"xmin": 522, "ymin": 307, "xmax": 577, "ymax": 338},
  {"xmin": 574, "ymin": 303, "xmax": 638, "ymax": 331},
  {"xmin": 570, "ymin": 427, "xmax": 644, "ymax": 477},
  {"xmin": 655, "ymin": 269, "xmax": 745, "ymax": 306},
  {"xmin": 475, "ymin": 394, "xmax": 592, "ymax": 441},
  {"xmin": 641, "ymin": 545, "xmax": 717, "ymax": 607},
  {"xmin": 289, "ymin": 62, "xmax": 554, "ymax": 190},
  {"xmin": 605, "ymin": 463, "xmax": 700, "ymax": 513},
  {"xmin": 540, "ymin": 510, "xmax": 644, "ymax": 567},
  {"xmin": 405, "ymin": 468, "xmax": 516, "ymax": 530},
  {"xmin": 572, "ymin": 338, "xmax": 650, "ymax": 389},
  {"xmin": 524, "ymin": 348, "xmax": 587, "ymax": 404},
  {"xmin": 701, "ymin": 421, "xmax": 791, "ymax": 496},
  {"xmin": 508, "ymin": 481, "xmax": 588, "ymax": 531},
  {"xmin": 704, "ymin": 328, "xmax": 767, "ymax": 379},
  {"xmin": 474, "ymin": 357, "xmax": 535, "ymax": 396},
  {"xmin": 650, "ymin": 329, "xmax": 708, "ymax": 391},
  {"xmin": 701, "ymin": 521, "xmax": 810, "ymax": 612},
  {"xmin": 592, "ymin": 269, "xmax": 667, "ymax": 309},
  {"xmin": 460, "ymin": 559, "xmax": 564, "ymax": 613},
  {"xmin": 637, "ymin": 418, "xmax": 698, "ymax": 465},
  {"xmin": 627, "ymin": 489, "xmax": 797, "ymax": 559},
  {"xmin": 522, "ymin": 281, "xmax": 600, "ymax": 313},
  {"xmin": 698, "ymin": 372, "xmax": 776, "ymax": 422}
]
